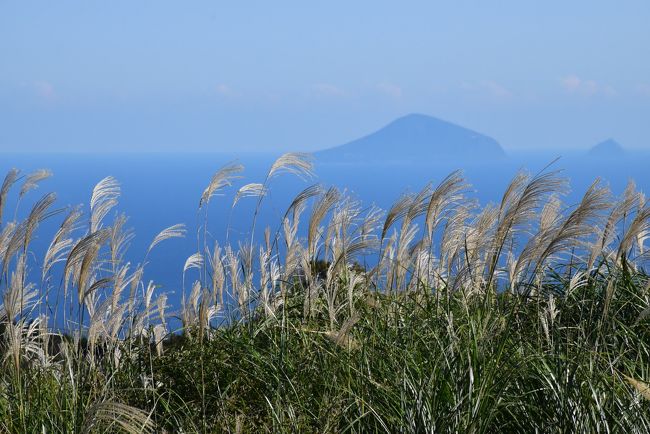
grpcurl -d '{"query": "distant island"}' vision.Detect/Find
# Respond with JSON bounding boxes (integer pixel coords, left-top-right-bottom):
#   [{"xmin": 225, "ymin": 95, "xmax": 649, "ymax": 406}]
[
  {"xmin": 588, "ymin": 138, "xmax": 625, "ymax": 157},
  {"xmin": 315, "ymin": 113, "xmax": 506, "ymax": 163}
]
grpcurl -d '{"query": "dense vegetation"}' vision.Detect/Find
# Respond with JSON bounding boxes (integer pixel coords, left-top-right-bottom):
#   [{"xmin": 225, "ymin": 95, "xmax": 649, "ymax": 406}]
[{"xmin": 0, "ymin": 155, "xmax": 649, "ymax": 433}]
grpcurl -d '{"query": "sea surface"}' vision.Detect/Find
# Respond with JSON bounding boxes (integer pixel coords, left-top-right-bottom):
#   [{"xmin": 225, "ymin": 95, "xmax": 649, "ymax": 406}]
[{"xmin": 1, "ymin": 150, "xmax": 648, "ymax": 320}]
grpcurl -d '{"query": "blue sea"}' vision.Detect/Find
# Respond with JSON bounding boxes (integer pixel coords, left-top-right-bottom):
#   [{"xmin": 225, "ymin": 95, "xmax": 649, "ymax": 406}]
[{"xmin": 2, "ymin": 150, "xmax": 649, "ymax": 319}]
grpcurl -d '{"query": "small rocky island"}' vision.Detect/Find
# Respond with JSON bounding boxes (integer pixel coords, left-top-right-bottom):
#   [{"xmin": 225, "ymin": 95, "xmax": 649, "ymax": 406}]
[
  {"xmin": 315, "ymin": 113, "xmax": 506, "ymax": 162},
  {"xmin": 588, "ymin": 138, "xmax": 625, "ymax": 157}
]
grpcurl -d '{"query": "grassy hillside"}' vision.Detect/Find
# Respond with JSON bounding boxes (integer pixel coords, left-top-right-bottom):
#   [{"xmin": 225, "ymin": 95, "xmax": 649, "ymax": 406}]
[{"xmin": 0, "ymin": 155, "xmax": 649, "ymax": 432}]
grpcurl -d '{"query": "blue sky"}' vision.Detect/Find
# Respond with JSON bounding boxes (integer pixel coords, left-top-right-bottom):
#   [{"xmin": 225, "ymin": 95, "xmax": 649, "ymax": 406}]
[{"xmin": 1, "ymin": 1, "xmax": 649, "ymax": 152}]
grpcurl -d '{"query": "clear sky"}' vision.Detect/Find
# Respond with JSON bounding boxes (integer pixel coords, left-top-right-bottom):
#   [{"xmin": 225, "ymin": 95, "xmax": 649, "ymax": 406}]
[{"xmin": 1, "ymin": 1, "xmax": 649, "ymax": 152}]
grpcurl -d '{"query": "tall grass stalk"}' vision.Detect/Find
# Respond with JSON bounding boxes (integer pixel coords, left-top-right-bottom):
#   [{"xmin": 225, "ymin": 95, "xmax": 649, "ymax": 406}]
[{"xmin": 0, "ymin": 162, "xmax": 649, "ymax": 432}]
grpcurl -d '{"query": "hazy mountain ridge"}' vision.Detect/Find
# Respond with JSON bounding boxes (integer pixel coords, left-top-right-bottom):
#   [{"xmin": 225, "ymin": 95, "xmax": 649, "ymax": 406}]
[{"xmin": 315, "ymin": 113, "xmax": 506, "ymax": 162}]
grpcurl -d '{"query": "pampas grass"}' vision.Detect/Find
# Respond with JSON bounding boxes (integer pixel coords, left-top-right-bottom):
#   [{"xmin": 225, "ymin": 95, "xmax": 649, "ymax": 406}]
[
  {"xmin": 0, "ymin": 161, "xmax": 649, "ymax": 432},
  {"xmin": 19, "ymin": 169, "xmax": 52, "ymax": 199}
]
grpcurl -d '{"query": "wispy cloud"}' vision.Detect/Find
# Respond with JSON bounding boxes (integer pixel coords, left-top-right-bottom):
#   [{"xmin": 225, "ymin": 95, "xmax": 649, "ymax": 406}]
[
  {"xmin": 33, "ymin": 80, "xmax": 56, "ymax": 100},
  {"xmin": 561, "ymin": 75, "xmax": 617, "ymax": 96},
  {"xmin": 376, "ymin": 82, "xmax": 402, "ymax": 99},
  {"xmin": 214, "ymin": 83, "xmax": 234, "ymax": 97},
  {"xmin": 311, "ymin": 83, "xmax": 346, "ymax": 98},
  {"xmin": 482, "ymin": 81, "xmax": 513, "ymax": 99},
  {"xmin": 460, "ymin": 80, "xmax": 513, "ymax": 101},
  {"xmin": 637, "ymin": 84, "xmax": 650, "ymax": 97},
  {"xmin": 561, "ymin": 75, "xmax": 584, "ymax": 92}
]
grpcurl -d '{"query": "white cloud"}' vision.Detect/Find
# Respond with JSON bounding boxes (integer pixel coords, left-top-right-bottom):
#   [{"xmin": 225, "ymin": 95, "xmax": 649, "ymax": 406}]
[
  {"xmin": 33, "ymin": 80, "xmax": 55, "ymax": 100},
  {"xmin": 311, "ymin": 83, "xmax": 346, "ymax": 98},
  {"xmin": 214, "ymin": 83, "xmax": 234, "ymax": 96},
  {"xmin": 561, "ymin": 75, "xmax": 617, "ymax": 96},
  {"xmin": 601, "ymin": 85, "xmax": 618, "ymax": 97},
  {"xmin": 459, "ymin": 80, "xmax": 513, "ymax": 101},
  {"xmin": 483, "ymin": 81, "xmax": 513, "ymax": 99},
  {"xmin": 376, "ymin": 82, "xmax": 402, "ymax": 98},
  {"xmin": 561, "ymin": 75, "xmax": 583, "ymax": 92},
  {"xmin": 637, "ymin": 84, "xmax": 650, "ymax": 97}
]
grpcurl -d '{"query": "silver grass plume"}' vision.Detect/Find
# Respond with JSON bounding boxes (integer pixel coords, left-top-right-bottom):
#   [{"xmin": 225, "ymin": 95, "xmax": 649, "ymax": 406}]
[
  {"xmin": 109, "ymin": 214, "xmax": 134, "ymax": 269},
  {"xmin": 232, "ymin": 182, "xmax": 267, "ymax": 208},
  {"xmin": 485, "ymin": 170, "xmax": 567, "ymax": 288},
  {"xmin": 617, "ymin": 200, "xmax": 650, "ymax": 261},
  {"xmin": 156, "ymin": 294, "xmax": 168, "ymax": 330},
  {"xmin": 199, "ymin": 163, "xmax": 244, "ymax": 208},
  {"xmin": 1, "ymin": 273, "xmax": 37, "ymax": 323},
  {"xmin": 127, "ymin": 265, "xmax": 144, "ymax": 315},
  {"xmin": 0, "ymin": 168, "xmax": 20, "ymax": 226},
  {"xmin": 528, "ymin": 179, "xmax": 611, "ymax": 288},
  {"xmin": 37, "ymin": 314, "xmax": 54, "ymax": 368},
  {"xmin": 181, "ymin": 281, "xmax": 199, "ymax": 330},
  {"xmin": 208, "ymin": 241, "xmax": 226, "ymax": 306},
  {"xmin": 280, "ymin": 185, "xmax": 322, "ymax": 283},
  {"xmin": 82, "ymin": 276, "xmax": 114, "ymax": 311},
  {"xmin": 2, "ymin": 220, "xmax": 28, "ymax": 278},
  {"xmin": 284, "ymin": 184, "xmax": 323, "ymax": 220},
  {"xmin": 19, "ymin": 169, "xmax": 52, "ymax": 198},
  {"xmin": 146, "ymin": 223, "xmax": 186, "ymax": 255},
  {"xmin": 567, "ymin": 270, "xmax": 588, "ymax": 297},
  {"xmin": 462, "ymin": 204, "xmax": 498, "ymax": 290},
  {"xmin": 637, "ymin": 193, "xmax": 648, "ymax": 255},
  {"xmin": 325, "ymin": 197, "xmax": 360, "ymax": 265},
  {"xmin": 346, "ymin": 271, "xmax": 365, "ymax": 318},
  {"xmin": 327, "ymin": 237, "xmax": 377, "ymax": 290},
  {"xmin": 181, "ymin": 280, "xmax": 217, "ymax": 334},
  {"xmin": 624, "ymin": 376, "xmax": 650, "ymax": 402},
  {"xmin": 0, "ymin": 222, "xmax": 17, "ymax": 275},
  {"xmin": 153, "ymin": 294, "xmax": 168, "ymax": 355},
  {"xmin": 589, "ymin": 180, "xmax": 640, "ymax": 268},
  {"xmin": 259, "ymin": 246, "xmax": 280, "ymax": 318},
  {"xmin": 281, "ymin": 193, "xmax": 312, "ymax": 284},
  {"xmin": 225, "ymin": 246, "xmax": 241, "ymax": 299},
  {"xmin": 153, "ymin": 323, "xmax": 166, "ymax": 357},
  {"xmin": 132, "ymin": 280, "xmax": 158, "ymax": 338},
  {"xmin": 410, "ymin": 249, "xmax": 442, "ymax": 290},
  {"xmin": 382, "ymin": 193, "xmax": 414, "ymax": 241},
  {"xmin": 110, "ymin": 263, "xmax": 133, "ymax": 314},
  {"xmin": 183, "ymin": 252, "xmax": 204, "ymax": 289},
  {"xmin": 373, "ymin": 230, "xmax": 397, "ymax": 287},
  {"xmin": 2, "ymin": 193, "xmax": 55, "ymax": 278},
  {"xmin": 87, "ymin": 295, "xmax": 124, "ymax": 356},
  {"xmin": 324, "ymin": 266, "xmax": 340, "ymax": 329},
  {"xmin": 90, "ymin": 176, "xmax": 120, "ymax": 233},
  {"xmin": 81, "ymin": 400, "xmax": 155, "ymax": 434},
  {"xmin": 308, "ymin": 187, "xmax": 340, "ymax": 260},
  {"xmin": 424, "ymin": 170, "xmax": 468, "ymax": 242},
  {"xmin": 539, "ymin": 195, "xmax": 562, "ymax": 234},
  {"xmin": 325, "ymin": 313, "xmax": 361, "ymax": 351},
  {"xmin": 394, "ymin": 222, "xmax": 419, "ymax": 291},
  {"xmin": 283, "ymin": 214, "xmax": 301, "ymax": 278},
  {"xmin": 63, "ymin": 228, "xmax": 111, "ymax": 302},
  {"xmin": 540, "ymin": 293, "xmax": 558, "ymax": 344},
  {"xmin": 24, "ymin": 192, "xmax": 58, "ymax": 250},
  {"xmin": 395, "ymin": 185, "xmax": 432, "ymax": 288},
  {"xmin": 267, "ymin": 152, "xmax": 314, "ymax": 180},
  {"xmin": 4, "ymin": 316, "xmax": 49, "ymax": 370},
  {"xmin": 401, "ymin": 184, "xmax": 432, "ymax": 237},
  {"xmin": 439, "ymin": 204, "xmax": 472, "ymax": 282},
  {"xmin": 360, "ymin": 205, "xmax": 384, "ymax": 239},
  {"xmin": 239, "ymin": 242, "xmax": 255, "ymax": 315},
  {"xmin": 43, "ymin": 205, "xmax": 82, "ymax": 279},
  {"xmin": 259, "ymin": 246, "xmax": 272, "ymax": 316}
]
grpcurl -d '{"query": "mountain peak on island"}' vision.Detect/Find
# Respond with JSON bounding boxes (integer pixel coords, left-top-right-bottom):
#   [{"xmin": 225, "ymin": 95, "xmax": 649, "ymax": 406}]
[
  {"xmin": 315, "ymin": 113, "xmax": 505, "ymax": 162},
  {"xmin": 588, "ymin": 138, "xmax": 625, "ymax": 157}
]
